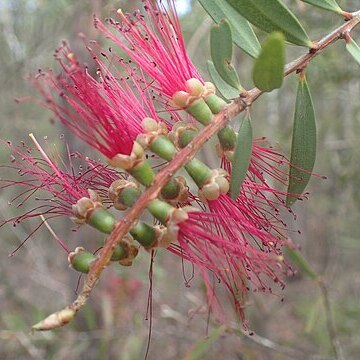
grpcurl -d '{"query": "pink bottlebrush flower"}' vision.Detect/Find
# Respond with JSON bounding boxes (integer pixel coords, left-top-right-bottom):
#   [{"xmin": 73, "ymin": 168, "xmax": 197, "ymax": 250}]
[
  {"xmin": 25, "ymin": 1, "xmax": 296, "ymax": 321},
  {"xmin": 165, "ymin": 208, "xmax": 291, "ymax": 322},
  {"xmin": 34, "ymin": 44, "xmax": 294, "ymax": 240},
  {"xmin": 0, "ymin": 136, "xmax": 121, "ymax": 250},
  {"xmin": 85, "ymin": 27, "xmax": 293, "ymax": 309},
  {"xmin": 94, "ymin": 0, "xmax": 203, "ymax": 99},
  {"xmin": 33, "ymin": 41, "xmax": 178, "ymax": 163},
  {"xmin": 93, "ymin": 1, "xmax": 298, "ymax": 222},
  {"xmin": 195, "ymin": 146, "xmax": 306, "ymax": 319},
  {"xmin": 221, "ymin": 139, "xmax": 298, "ymax": 234},
  {"xmin": 34, "ymin": 43, "xmax": 139, "ymax": 158}
]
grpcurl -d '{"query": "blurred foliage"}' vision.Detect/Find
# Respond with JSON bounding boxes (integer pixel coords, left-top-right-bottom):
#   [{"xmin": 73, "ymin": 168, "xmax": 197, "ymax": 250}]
[{"xmin": 0, "ymin": 0, "xmax": 360, "ymax": 359}]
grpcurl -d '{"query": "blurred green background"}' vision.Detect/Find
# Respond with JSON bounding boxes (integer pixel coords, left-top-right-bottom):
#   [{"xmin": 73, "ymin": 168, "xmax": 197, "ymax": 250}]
[{"xmin": 0, "ymin": 0, "xmax": 359, "ymax": 359}]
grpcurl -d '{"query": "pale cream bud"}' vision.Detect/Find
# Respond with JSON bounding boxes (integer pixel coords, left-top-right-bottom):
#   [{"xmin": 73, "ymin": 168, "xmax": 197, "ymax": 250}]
[{"xmin": 185, "ymin": 78, "xmax": 204, "ymax": 97}]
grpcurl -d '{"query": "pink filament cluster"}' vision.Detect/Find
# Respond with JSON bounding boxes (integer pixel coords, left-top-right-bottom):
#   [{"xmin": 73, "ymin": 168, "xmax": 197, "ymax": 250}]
[
  {"xmin": 221, "ymin": 140, "xmax": 297, "ymax": 234},
  {"xmin": 94, "ymin": 0, "xmax": 202, "ymax": 98},
  {"xmin": 33, "ymin": 40, "xmax": 182, "ymax": 159},
  {"xmin": 170, "ymin": 210, "xmax": 291, "ymax": 321},
  {"xmin": 1, "ymin": 0, "xmax": 302, "ymax": 322},
  {"xmin": 0, "ymin": 139, "xmax": 121, "ymax": 247},
  {"xmin": 34, "ymin": 44, "xmax": 139, "ymax": 157}
]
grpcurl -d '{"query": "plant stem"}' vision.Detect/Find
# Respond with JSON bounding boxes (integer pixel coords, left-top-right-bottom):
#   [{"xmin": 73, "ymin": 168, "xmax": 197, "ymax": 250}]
[{"xmin": 318, "ymin": 279, "xmax": 344, "ymax": 360}]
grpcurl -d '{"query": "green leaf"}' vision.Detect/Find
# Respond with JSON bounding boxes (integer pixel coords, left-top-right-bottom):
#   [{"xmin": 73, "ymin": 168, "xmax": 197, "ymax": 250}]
[
  {"xmin": 230, "ymin": 114, "xmax": 253, "ymax": 199},
  {"xmin": 252, "ymin": 32, "xmax": 285, "ymax": 92},
  {"xmin": 210, "ymin": 19, "xmax": 242, "ymax": 90},
  {"xmin": 183, "ymin": 325, "xmax": 227, "ymax": 360},
  {"xmin": 301, "ymin": 0, "xmax": 343, "ymax": 14},
  {"xmin": 207, "ymin": 60, "xmax": 240, "ymax": 99},
  {"xmin": 225, "ymin": 0, "xmax": 312, "ymax": 47},
  {"xmin": 305, "ymin": 297, "xmax": 322, "ymax": 334},
  {"xmin": 285, "ymin": 248, "xmax": 318, "ymax": 280},
  {"xmin": 199, "ymin": 0, "xmax": 260, "ymax": 58},
  {"xmin": 346, "ymin": 37, "xmax": 360, "ymax": 66},
  {"xmin": 286, "ymin": 75, "xmax": 316, "ymax": 206}
]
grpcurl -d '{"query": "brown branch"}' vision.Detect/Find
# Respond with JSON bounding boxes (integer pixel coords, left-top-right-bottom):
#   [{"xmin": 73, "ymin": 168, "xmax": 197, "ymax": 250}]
[{"xmin": 34, "ymin": 10, "xmax": 360, "ymax": 330}]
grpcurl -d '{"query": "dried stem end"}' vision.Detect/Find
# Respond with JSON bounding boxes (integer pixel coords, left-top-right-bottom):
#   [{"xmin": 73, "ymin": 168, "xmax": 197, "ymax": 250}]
[{"xmin": 32, "ymin": 308, "xmax": 76, "ymax": 331}]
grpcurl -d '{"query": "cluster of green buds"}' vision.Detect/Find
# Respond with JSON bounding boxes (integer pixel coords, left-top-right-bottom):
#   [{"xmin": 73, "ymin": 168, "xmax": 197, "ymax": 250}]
[
  {"xmin": 171, "ymin": 78, "xmax": 239, "ymax": 160},
  {"xmin": 171, "ymin": 79, "xmax": 222, "ymax": 125},
  {"xmin": 138, "ymin": 117, "xmax": 230, "ymax": 201},
  {"xmin": 68, "ymin": 234, "xmax": 139, "ymax": 274},
  {"xmin": 107, "ymin": 178, "xmax": 192, "ymax": 248}
]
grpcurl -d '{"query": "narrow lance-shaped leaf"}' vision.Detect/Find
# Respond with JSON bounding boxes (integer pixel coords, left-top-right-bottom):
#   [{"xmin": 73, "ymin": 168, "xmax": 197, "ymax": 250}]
[
  {"xmin": 285, "ymin": 248, "xmax": 318, "ymax": 281},
  {"xmin": 230, "ymin": 113, "xmax": 253, "ymax": 199},
  {"xmin": 199, "ymin": 0, "xmax": 260, "ymax": 58},
  {"xmin": 301, "ymin": 0, "xmax": 343, "ymax": 15},
  {"xmin": 207, "ymin": 60, "xmax": 240, "ymax": 99},
  {"xmin": 225, "ymin": 0, "xmax": 312, "ymax": 47},
  {"xmin": 286, "ymin": 74, "xmax": 316, "ymax": 206},
  {"xmin": 345, "ymin": 36, "xmax": 360, "ymax": 66},
  {"xmin": 210, "ymin": 19, "xmax": 242, "ymax": 90},
  {"xmin": 252, "ymin": 32, "xmax": 285, "ymax": 92}
]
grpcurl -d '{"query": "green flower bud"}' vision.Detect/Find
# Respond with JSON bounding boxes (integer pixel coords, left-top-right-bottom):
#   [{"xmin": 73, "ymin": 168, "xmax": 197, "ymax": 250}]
[
  {"xmin": 186, "ymin": 99, "xmax": 214, "ymax": 125},
  {"xmin": 72, "ymin": 191, "xmax": 115, "ymax": 234},
  {"xmin": 130, "ymin": 221, "xmax": 157, "ymax": 248},
  {"xmin": 109, "ymin": 180, "xmax": 140, "ymax": 210},
  {"xmin": 204, "ymin": 93, "xmax": 228, "ymax": 114},
  {"xmin": 87, "ymin": 208, "xmax": 116, "ymax": 234},
  {"xmin": 68, "ymin": 247, "xmax": 96, "ymax": 273},
  {"xmin": 161, "ymin": 176, "xmax": 188, "ymax": 204},
  {"xmin": 218, "ymin": 126, "xmax": 237, "ymax": 151},
  {"xmin": 110, "ymin": 242, "xmax": 128, "ymax": 261}
]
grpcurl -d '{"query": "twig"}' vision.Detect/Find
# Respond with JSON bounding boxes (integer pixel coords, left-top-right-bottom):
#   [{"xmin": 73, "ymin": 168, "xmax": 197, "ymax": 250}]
[
  {"xmin": 318, "ymin": 279, "xmax": 344, "ymax": 360},
  {"xmin": 235, "ymin": 327, "xmax": 334, "ymax": 360},
  {"xmin": 35, "ymin": 10, "xmax": 360, "ymax": 329}
]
